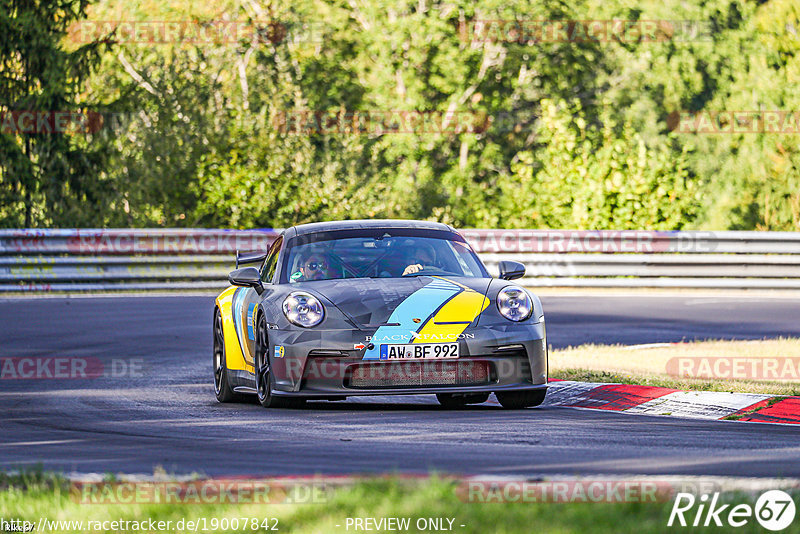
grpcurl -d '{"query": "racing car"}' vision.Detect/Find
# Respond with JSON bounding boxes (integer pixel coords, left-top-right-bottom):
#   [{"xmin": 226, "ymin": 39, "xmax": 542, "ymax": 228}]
[{"xmin": 213, "ymin": 220, "xmax": 548, "ymax": 409}]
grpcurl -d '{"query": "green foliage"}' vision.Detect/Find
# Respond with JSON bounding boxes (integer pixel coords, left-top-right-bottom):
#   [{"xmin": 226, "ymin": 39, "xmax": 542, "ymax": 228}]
[
  {"xmin": 1, "ymin": 0, "xmax": 799, "ymax": 230},
  {"xmin": 501, "ymin": 99, "xmax": 700, "ymax": 229},
  {"xmin": 0, "ymin": 0, "xmax": 110, "ymax": 227}
]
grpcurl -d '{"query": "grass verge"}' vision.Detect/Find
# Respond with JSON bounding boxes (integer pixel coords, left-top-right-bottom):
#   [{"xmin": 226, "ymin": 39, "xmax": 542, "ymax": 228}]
[
  {"xmin": 2, "ymin": 470, "xmax": 798, "ymax": 534},
  {"xmin": 550, "ymin": 338, "xmax": 800, "ymax": 396}
]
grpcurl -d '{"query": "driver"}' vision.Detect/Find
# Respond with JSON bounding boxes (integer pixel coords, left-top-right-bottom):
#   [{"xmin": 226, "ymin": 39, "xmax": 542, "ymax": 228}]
[
  {"xmin": 401, "ymin": 243, "xmax": 437, "ymax": 276},
  {"xmin": 291, "ymin": 252, "xmax": 336, "ymax": 281}
]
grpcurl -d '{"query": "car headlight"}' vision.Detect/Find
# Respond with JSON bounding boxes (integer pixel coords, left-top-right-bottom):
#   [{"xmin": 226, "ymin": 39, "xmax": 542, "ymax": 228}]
[
  {"xmin": 282, "ymin": 292, "xmax": 324, "ymax": 327},
  {"xmin": 496, "ymin": 286, "xmax": 532, "ymax": 322}
]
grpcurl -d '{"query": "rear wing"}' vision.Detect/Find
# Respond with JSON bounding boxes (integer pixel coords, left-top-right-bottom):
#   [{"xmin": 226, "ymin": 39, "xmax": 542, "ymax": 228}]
[{"xmin": 235, "ymin": 250, "xmax": 268, "ymax": 269}]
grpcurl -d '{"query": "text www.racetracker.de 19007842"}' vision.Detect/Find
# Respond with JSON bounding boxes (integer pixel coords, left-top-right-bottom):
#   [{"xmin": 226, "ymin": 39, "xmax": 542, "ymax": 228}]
[{"xmin": 0, "ymin": 517, "xmax": 279, "ymax": 532}]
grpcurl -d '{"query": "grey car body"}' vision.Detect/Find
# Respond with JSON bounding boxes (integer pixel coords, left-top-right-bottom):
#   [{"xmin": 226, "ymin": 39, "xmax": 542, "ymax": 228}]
[{"xmin": 213, "ymin": 219, "xmax": 548, "ymax": 409}]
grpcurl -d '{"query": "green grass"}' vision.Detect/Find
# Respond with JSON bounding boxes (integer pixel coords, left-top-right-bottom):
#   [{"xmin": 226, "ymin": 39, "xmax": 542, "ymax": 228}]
[{"xmin": 2, "ymin": 469, "xmax": 799, "ymax": 533}]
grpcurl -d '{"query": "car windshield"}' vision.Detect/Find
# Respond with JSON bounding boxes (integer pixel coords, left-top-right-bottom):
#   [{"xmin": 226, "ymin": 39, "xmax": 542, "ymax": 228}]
[{"xmin": 280, "ymin": 228, "xmax": 488, "ymax": 283}]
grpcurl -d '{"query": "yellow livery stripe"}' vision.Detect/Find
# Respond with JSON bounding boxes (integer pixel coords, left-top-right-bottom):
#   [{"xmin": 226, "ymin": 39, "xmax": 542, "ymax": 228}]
[
  {"xmin": 412, "ymin": 288, "xmax": 489, "ymax": 343},
  {"xmin": 216, "ymin": 287, "xmax": 252, "ymax": 372}
]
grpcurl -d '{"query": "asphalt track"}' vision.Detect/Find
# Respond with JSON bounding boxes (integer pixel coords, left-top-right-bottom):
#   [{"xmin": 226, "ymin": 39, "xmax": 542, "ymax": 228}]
[{"xmin": 1, "ymin": 294, "xmax": 799, "ymax": 478}]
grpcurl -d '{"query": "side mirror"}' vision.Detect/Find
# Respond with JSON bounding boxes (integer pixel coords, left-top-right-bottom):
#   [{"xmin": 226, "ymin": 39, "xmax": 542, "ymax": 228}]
[
  {"xmin": 498, "ymin": 260, "xmax": 526, "ymax": 281},
  {"xmin": 228, "ymin": 267, "xmax": 264, "ymax": 294}
]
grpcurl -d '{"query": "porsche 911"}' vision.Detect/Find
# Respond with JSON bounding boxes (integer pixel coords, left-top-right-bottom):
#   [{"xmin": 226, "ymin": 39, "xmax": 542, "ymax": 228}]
[{"xmin": 213, "ymin": 219, "xmax": 548, "ymax": 409}]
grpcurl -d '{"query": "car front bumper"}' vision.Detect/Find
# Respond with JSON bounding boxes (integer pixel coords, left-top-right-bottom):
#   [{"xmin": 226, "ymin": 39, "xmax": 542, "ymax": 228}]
[{"xmin": 264, "ymin": 322, "xmax": 547, "ymax": 398}]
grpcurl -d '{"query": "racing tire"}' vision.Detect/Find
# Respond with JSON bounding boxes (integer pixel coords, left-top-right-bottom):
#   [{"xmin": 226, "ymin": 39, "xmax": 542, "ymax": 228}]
[
  {"xmin": 436, "ymin": 393, "xmax": 490, "ymax": 408},
  {"xmin": 254, "ymin": 314, "xmax": 305, "ymax": 409},
  {"xmin": 495, "ymin": 389, "xmax": 547, "ymax": 409},
  {"xmin": 213, "ymin": 308, "xmax": 245, "ymax": 403}
]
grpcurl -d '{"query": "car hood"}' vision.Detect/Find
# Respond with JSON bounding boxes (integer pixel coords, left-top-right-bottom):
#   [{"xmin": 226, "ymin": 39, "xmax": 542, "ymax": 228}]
[{"xmin": 300, "ymin": 276, "xmax": 492, "ymax": 331}]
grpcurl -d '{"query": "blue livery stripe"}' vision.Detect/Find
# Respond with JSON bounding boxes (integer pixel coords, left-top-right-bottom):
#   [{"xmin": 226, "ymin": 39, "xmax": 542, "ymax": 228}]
[
  {"xmin": 231, "ymin": 288, "xmax": 249, "ymax": 358},
  {"xmin": 362, "ymin": 278, "xmax": 462, "ymax": 360},
  {"xmin": 247, "ymin": 303, "xmax": 256, "ymax": 340}
]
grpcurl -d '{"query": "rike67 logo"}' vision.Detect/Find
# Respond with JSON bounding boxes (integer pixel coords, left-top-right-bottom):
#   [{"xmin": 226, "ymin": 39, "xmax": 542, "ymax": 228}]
[{"xmin": 668, "ymin": 490, "xmax": 796, "ymax": 531}]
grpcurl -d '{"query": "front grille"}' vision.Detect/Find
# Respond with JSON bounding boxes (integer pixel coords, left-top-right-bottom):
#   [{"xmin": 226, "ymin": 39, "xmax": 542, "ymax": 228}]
[{"xmin": 344, "ymin": 360, "xmax": 494, "ymax": 389}]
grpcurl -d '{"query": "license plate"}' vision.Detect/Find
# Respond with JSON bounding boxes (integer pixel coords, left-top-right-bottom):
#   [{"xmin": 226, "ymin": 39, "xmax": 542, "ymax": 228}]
[{"xmin": 379, "ymin": 343, "xmax": 459, "ymax": 360}]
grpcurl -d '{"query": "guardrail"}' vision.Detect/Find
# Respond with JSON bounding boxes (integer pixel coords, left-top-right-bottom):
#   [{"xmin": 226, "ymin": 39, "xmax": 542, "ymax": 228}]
[{"xmin": 2, "ymin": 228, "xmax": 800, "ymax": 291}]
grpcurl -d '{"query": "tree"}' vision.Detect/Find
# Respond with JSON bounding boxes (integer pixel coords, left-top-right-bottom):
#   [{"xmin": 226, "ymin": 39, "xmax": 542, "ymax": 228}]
[{"xmin": 0, "ymin": 0, "xmax": 108, "ymax": 227}]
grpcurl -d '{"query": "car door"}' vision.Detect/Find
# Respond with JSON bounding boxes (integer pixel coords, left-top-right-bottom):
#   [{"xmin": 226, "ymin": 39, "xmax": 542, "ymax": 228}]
[{"xmin": 236, "ymin": 236, "xmax": 283, "ymax": 367}]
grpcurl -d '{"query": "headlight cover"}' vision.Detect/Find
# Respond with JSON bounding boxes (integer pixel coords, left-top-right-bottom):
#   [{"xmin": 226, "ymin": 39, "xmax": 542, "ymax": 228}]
[
  {"xmin": 496, "ymin": 286, "xmax": 532, "ymax": 322},
  {"xmin": 282, "ymin": 292, "xmax": 325, "ymax": 327}
]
